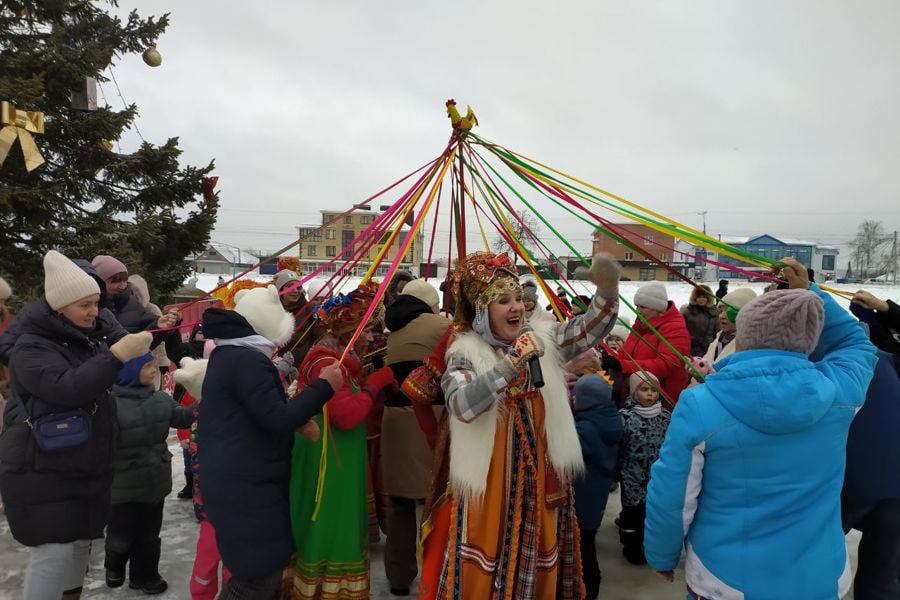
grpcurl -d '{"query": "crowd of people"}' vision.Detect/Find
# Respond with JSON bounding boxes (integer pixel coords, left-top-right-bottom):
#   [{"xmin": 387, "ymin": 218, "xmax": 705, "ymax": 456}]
[{"xmin": 0, "ymin": 248, "xmax": 897, "ymax": 600}]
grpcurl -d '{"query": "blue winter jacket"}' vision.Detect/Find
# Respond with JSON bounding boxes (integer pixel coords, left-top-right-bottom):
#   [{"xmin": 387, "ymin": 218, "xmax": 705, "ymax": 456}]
[
  {"xmin": 573, "ymin": 397, "xmax": 624, "ymax": 531},
  {"xmin": 644, "ymin": 285, "xmax": 877, "ymax": 600}
]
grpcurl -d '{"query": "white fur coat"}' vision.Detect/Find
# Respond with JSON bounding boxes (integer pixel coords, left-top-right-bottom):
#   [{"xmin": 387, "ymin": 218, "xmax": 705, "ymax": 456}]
[{"xmin": 446, "ymin": 317, "xmax": 584, "ymax": 500}]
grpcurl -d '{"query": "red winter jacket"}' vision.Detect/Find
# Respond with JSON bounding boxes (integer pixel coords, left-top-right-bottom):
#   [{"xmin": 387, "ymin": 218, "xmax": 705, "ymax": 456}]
[{"xmin": 619, "ymin": 301, "xmax": 691, "ymax": 404}]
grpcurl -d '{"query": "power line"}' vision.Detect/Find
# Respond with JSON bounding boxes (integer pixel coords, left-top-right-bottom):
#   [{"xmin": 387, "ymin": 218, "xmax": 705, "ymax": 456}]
[{"xmin": 107, "ymin": 67, "xmax": 145, "ymax": 143}]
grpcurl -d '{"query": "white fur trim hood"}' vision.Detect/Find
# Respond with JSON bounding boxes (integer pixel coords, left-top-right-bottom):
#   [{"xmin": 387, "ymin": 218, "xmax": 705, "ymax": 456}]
[{"xmin": 233, "ymin": 285, "xmax": 296, "ymax": 346}]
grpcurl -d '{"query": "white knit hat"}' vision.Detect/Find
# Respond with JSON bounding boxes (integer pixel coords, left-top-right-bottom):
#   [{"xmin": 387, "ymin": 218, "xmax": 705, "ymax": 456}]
[
  {"xmin": 400, "ymin": 279, "xmax": 439, "ymax": 309},
  {"xmin": 44, "ymin": 250, "xmax": 101, "ymax": 310},
  {"xmin": 721, "ymin": 287, "xmax": 757, "ymax": 309},
  {"xmin": 633, "ymin": 282, "xmax": 668, "ymax": 312},
  {"xmin": 0, "ymin": 277, "xmax": 11, "ymax": 301}
]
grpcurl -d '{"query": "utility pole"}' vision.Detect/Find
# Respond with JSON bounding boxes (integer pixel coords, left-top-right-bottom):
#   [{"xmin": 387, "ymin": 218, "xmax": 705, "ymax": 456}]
[
  {"xmin": 694, "ymin": 212, "xmax": 708, "ymax": 281},
  {"xmin": 892, "ymin": 230, "xmax": 898, "ymax": 284}
]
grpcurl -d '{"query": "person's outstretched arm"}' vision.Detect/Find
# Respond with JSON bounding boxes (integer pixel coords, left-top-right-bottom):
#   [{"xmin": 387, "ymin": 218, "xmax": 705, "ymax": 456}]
[
  {"xmin": 235, "ymin": 353, "xmax": 338, "ymax": 433},
  {"xmin": 780, "ymin": 259, "xmax": 876, "ymax": 406},
  {"xmin": 556, "ymin": 254, "xmax": 621, "ymax": 361}
]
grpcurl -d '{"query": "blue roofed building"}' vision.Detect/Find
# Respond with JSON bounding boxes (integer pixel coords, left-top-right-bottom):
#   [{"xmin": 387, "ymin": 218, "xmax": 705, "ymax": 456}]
[{"xmin": 716, "ymin": 234, "xmax": 821, "ymax": 280}]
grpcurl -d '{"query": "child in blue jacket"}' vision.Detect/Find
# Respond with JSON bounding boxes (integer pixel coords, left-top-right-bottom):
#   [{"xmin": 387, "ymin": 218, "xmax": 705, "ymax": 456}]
[
  {"xmin": 645, "ymin": 259, "xmax": 877, "ymax": 599},
  {"xmin": 572, "ymin": 374, "xmax": 624, "ymax": 600}
]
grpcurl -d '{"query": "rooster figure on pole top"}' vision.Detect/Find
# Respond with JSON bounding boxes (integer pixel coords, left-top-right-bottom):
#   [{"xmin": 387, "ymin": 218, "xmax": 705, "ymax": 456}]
[{"xmin": 446, "ymin": 98, "xmax": 478, "ymax": 133}]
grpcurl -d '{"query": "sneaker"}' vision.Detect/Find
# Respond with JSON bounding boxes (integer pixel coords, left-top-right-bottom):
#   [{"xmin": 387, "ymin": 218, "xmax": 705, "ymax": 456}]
[
  {"xmin": 105, "ymin": 570, "xmax": 125, "ymax": 588},
  {"xmin": 130, "ymin": 578, "xmax": 168, "ymax": 595},
  {"xmin": 176, "ymin": 482, "xmax": 193, "ymax": 500}
]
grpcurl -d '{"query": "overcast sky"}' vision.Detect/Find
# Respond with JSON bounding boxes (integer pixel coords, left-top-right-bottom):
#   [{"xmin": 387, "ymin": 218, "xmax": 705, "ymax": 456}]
[{"xmin": 109, "ymin": 0, "xmax": 900, "ymax": 263}]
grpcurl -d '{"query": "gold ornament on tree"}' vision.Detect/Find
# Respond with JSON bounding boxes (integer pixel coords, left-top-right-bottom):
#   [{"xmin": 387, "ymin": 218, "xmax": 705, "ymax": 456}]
[
  {"xmin": 142, "ymin": 43, "xmax": 162, "ymax": 67},
  {"xmin": 0, "ymin": 100, "xmax": 45, "ymax": 172}
]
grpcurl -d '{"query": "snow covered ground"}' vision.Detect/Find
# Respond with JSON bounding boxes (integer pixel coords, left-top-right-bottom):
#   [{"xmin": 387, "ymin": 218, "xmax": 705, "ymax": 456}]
[{"xmin": 0, "ymin": 437, "xmax": 862, "ymax": 599}]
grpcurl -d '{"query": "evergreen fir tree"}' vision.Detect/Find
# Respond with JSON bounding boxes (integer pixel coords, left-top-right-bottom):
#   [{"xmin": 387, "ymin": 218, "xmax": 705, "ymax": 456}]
[{"xmin": 0, "ymin": 0, "xmax": 217, "ymax": 303}]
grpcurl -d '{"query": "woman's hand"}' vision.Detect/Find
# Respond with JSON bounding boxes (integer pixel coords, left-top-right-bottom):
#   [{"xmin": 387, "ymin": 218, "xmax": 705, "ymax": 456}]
[
  {"xmin": 157, "ymin": 309, "xmax": 179, "ymax": 330},
  {"xmin": 852, "ymin": 290, "xmax": 890, "ymax": 313},
  {"xmin": 776, "ymin": 257, "xmax": 810, "ymax": 290},
  {"xmin": 506, "ymin": 331, "xmax": 543, "ymax": 370},
  {"xmin": 319, "ymin": 362, "xmax": 344, "ymax": 392},
  {"xmin": 583, "ymin": 253, "xmax": 621, "ymax": 298}
]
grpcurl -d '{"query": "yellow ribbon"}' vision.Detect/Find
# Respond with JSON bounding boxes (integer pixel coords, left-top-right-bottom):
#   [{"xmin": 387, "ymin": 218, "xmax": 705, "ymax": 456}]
[{"xmin": 0, "ymin": 101, "xmax": 45, "ymax": 172}]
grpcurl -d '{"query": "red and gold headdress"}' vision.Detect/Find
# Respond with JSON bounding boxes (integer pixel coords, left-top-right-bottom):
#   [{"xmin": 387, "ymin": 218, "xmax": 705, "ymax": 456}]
[
  {"xmin": 453, "ymin": 252, "xmax": 521, "ymax": 309},
  {"xmin": 313, "ymin": 280, "xmax": 382, "ymax": 336}
]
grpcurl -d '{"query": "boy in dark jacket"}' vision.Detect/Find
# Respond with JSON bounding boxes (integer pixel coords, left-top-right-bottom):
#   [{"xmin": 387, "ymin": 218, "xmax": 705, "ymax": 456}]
[
  {"xmin": 105, "ymin": 353, "xmax": 195, "ymax": 594},
  {"xmin": 572, "ymin": 373, "xmax": 624, "ymax": 600}
]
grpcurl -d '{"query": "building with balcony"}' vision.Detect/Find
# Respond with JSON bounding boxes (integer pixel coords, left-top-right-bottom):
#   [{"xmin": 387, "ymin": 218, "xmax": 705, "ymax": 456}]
[{"xmin": 296, "ymin": 206, "xmax": 424, "ymax": 278}]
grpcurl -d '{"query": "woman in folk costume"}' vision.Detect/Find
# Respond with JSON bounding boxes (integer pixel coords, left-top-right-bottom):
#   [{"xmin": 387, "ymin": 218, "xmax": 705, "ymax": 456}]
[
  {"xmin": 283, "ymin": 283, "xmax": 397, "ymax": 600},
  {"xmin": 419, "ymin": 251, "xmax": 622, "ymax": 600}
]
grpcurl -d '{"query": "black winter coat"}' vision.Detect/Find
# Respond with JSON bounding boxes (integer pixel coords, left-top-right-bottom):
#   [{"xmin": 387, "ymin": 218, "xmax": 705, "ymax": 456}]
[
  {"xmin": 110, "ymin": 384, "xmax": 195, "ymax": 504},
  {"xmin": 198, "ymin": 308, "xmax": 335, "ymax": 579},
  {"xmin": 105, "ymin": 286, "xmax": 157, "ymax": 333},
  {"xmin": 680, "ymin": 303, "xmax": 720, "ymax": 356},
  {"xmin": 850, "ymin": 300, "xmax": 900, "ymax": 356},
  {"xmin": 0, "ymin": 298, "xmax": 124, "ymax": 546}
]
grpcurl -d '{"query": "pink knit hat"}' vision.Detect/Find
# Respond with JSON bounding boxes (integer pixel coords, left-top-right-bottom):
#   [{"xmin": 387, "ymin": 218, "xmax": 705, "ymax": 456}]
[
  {"xmin": 628, "ymin": 371, "xmax": 660, "ymax": 393},
  {"xmin": 91, "ymin": 255, "xmax": 128, "ymax": 281},
  {"xmin": 736, "ymin": 289, "xmax": 824, "ymax": 355}
]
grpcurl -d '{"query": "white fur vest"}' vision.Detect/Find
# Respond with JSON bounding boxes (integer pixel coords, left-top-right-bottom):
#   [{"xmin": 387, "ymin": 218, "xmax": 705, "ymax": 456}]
[{"xmin": 446, "ymin": 317, "xmax": 584, "ymax": 501}]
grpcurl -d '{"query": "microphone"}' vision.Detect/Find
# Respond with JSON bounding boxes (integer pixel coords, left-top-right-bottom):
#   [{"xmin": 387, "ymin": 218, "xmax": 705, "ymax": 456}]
[{"xmin": 529, "ymin": 356, "xmax": 544, "ymax": 388}]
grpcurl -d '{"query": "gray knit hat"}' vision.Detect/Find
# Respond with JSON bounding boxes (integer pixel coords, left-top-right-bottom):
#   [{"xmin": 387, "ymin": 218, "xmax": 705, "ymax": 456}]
[
  {"xmin": 736, "ymin": 289, "xmax": 825, "ymax": 355},
  {"xmin": 522, "ymin": 281, "xmax": 539, "ymax": 304},
  {"xmin": 274, "ymin": 269, "xmax": 301, "ymax": 292},
  {"xmin": 634, "ymin": 282, "xmax": 668, "ymax": 312}
]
